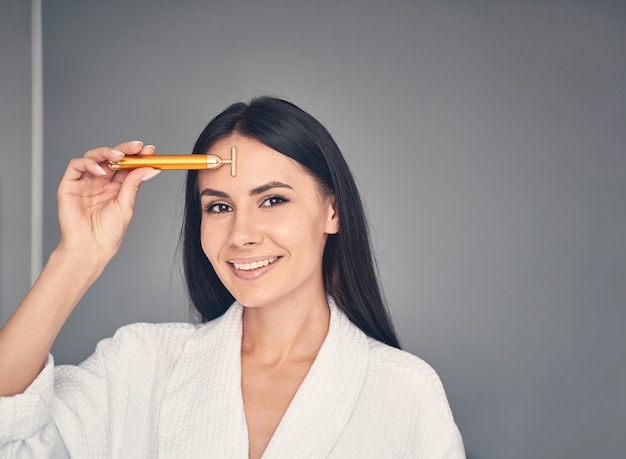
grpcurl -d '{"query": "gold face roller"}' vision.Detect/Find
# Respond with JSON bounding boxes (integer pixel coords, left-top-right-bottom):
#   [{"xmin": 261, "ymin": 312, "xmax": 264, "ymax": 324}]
[{"xmin": 108, "ymin": 146, "xmax": 237, "ymax": 176}]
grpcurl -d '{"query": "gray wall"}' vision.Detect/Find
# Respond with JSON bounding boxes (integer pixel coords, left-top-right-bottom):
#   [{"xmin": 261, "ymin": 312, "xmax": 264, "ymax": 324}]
[
  {"xmin": 4, "ymin": 1, "xmax": 626, "ymax": 457},
  {"xmin": 0, "ymin": 0, "xmax": 32, "ymax": 327}
]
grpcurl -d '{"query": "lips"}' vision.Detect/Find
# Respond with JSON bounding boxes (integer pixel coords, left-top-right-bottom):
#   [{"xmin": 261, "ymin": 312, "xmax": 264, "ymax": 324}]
[{"xmin": 230, "ymin": 256, "xmax": 279, "ymax": 271}]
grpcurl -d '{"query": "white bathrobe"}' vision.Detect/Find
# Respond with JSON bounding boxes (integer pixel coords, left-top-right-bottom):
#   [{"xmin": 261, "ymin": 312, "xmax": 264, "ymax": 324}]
[{"xmin": 0, "ymin": 299, "xmax": 465, "ymax": 458}]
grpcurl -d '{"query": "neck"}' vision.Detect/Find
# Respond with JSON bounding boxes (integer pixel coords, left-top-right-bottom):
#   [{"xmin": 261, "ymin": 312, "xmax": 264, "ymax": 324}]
[{"xmin": 241, "ymin": 293, "xmax": 330, "ymax": 365}]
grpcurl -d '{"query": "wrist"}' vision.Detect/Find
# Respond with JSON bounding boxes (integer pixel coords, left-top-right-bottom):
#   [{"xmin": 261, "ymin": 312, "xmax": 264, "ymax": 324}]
[{"xmin": 46, "ymin": 246, "xmax": 110, "ymax": 285}]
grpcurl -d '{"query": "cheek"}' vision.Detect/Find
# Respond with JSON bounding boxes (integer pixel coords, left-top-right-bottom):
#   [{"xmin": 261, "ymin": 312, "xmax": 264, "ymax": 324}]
[
  {"xmin": 269, "ymin": 209, "xmax": 327, "ymax": 248},
  {"xmin": 199, "ymin": 219, "xmax": 220, "ymax": 263}
]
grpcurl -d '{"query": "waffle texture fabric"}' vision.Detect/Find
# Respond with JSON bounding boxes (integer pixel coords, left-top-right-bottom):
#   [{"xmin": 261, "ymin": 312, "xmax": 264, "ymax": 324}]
[{"xmin": 0, "ymin": 298, "xmax": 465, "ymax": 458}]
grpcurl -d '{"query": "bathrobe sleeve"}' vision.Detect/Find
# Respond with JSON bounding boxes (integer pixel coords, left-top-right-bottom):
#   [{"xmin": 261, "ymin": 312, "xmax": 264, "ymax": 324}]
[
  {"xmin": 0, "ymin": 322, "xmax": 197, "ymax": 458},
  {"xmin": 0, "ymin": 355, "xmax": 65, "ymax": 458},
  {"xmin": 402, "ymin": 353, "xmax": 465, "ymax": 457}
]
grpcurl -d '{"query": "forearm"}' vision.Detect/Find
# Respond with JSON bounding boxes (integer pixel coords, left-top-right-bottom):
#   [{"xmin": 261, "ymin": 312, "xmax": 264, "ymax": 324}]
[{"xmin": 0, "ymin": 248, "xmax": 108, "ymax": 396}]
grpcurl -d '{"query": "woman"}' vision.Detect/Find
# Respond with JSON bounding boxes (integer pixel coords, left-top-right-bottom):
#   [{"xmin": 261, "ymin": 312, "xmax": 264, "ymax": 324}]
[{"xmin": 0, "ymin": 97, "xmax": 464, "ymax": 458}]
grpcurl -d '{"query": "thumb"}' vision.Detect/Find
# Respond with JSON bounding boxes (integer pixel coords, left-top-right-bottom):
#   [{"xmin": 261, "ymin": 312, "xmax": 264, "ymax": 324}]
[{"xmin": 116, "ymin": 168, "xmax": 161, "ymax": 218}]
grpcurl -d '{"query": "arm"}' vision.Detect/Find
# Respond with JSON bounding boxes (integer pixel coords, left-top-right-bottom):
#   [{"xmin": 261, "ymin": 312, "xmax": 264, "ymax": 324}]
[{"xmin": 0, "ymin": 141, "xmax": 160, "ymax": 396}]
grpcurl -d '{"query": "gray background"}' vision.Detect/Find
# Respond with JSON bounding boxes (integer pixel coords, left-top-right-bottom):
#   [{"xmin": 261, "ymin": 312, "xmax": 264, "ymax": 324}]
[
  {"xmin": 0, "ymin": 0, "xmax": 32, "ymax": 328},
  {"xmin": 1, "ymin": 1, "xmax": 625, "ymax": 458}
]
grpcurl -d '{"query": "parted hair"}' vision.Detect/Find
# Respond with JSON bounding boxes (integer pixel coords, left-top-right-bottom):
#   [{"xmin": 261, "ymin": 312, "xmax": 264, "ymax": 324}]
[{"xmin": 181, "ymin": 97, "xmax": 400, "ymax": 348}]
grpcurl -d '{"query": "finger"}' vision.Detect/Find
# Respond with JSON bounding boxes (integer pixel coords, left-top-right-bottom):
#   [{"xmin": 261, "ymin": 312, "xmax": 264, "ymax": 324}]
[
  {"xmin": 61, "ymin": 157, "xmax": 109, "ymax": 182},
  {"xmin": 81, "ymin": 142, "xmax": 155, "ymax": 182},
  {"xmin": 83, "ymin": 146, "xmax": 126, "ymax": 163},
  {"xmin": 139, "ymin": 144, "xmax": 156, "ymax": 156},
  {"xmin": 106, "ymin": 145, "xmax": 154, "ymax": 184},
  {"xmin": 113, "ymin": 140, "xmax": 145, "ymax": 156},
  {"xmin": 108, "ymin": 167, "xmax": 129, "ymax": 184},
  {"xmin": 81, "ymin": 140, "xmax": 142, "ymax": 164},
  {"xmin": 116, "ymin": 168, "xmax": 161, "ymax": 217},
  {"xmin": 83, "ymin": 141, "xmax": 155, "ymax": 163},
  {"xmin": 104, "ymin": 144, "xmax": 156, "ymax": 183}
]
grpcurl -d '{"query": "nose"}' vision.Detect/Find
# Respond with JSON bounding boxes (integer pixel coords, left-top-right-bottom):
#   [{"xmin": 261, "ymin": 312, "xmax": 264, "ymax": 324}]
[{"xmin": 228, "ymin": 209, "xmax": 263, "ymax": 248}]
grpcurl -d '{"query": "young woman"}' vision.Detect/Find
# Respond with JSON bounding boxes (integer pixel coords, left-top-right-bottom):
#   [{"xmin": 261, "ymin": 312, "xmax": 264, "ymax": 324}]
[{"xmin": 0, "ymin": 97, "xmax": 465, "ymax": 458}]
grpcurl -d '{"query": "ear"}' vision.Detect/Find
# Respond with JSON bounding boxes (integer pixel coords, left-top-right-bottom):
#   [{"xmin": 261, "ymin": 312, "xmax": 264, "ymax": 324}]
[{"xmin": 324, "ymin": 195, "xmax": 340, "ymax": 235}]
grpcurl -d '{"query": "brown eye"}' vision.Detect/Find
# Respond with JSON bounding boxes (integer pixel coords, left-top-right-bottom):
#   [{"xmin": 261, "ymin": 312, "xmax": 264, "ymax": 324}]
[
  {"xmin": 206, "ymin": 202, "xmax": 232, "ymax": 213},
  {"xmin": 260, "ymin": 196, "xmax": 288, "ymax": 207}
]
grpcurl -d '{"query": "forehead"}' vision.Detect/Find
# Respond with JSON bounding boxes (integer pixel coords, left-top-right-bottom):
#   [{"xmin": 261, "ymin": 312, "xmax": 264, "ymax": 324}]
[{"xmin": 197, "ymin": 135, "xmax": 312, "ymax": 189}]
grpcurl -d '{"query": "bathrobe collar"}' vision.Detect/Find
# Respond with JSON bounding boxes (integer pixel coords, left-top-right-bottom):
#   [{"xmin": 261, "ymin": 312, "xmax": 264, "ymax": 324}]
[{"xmin": 158, "ymin": 297, "xmax": 370, "ymax": 458}]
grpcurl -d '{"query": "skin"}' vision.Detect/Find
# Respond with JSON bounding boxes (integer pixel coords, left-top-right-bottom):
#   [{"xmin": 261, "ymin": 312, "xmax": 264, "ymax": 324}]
[
  {"xmin": 0, "ymin": 141, "xmax": 159, "ymax": 397},
  {"xmin": 0, "ymin": 135, "xmax": 339, "ymax": 459},
  {"xmin": 198, "ymin": 135, "xmax": 339, "ymax": 458}
]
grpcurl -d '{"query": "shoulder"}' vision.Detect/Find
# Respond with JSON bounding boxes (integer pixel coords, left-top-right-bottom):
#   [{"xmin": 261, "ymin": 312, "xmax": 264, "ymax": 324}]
[
  {"xmin": 89, "ymin": 304, "xmax": 241, "ymax": 365},
  {"xmin": 367, "ymin": 339, "xmax": 445, "ymax": 387},
  {"xmin": 364, "ymin": 338, "xmax": 451, "ymax": 406},
  {"xmin": 107, "ymin": 321, "xmax": 201, "ymax": 351},
  {"xmin": 55, "ymin": 315, "xmax": 237, "ymax": 389},
  {"xmin": 328, "ymin": 297, "xmax": 450, "ymax": 402},
  {"xmin": 361, "ymin": 339, "xmax": 465, "ymax": 455},
  {"xmin": 67, "ymin": 321, "xmax": 202, "ymax": 375}
]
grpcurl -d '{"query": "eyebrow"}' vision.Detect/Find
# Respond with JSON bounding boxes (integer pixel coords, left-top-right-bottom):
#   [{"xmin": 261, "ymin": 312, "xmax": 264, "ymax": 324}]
[{"xmin": 199, "ymin": 181, "xmax": 294, "ymax": 199}]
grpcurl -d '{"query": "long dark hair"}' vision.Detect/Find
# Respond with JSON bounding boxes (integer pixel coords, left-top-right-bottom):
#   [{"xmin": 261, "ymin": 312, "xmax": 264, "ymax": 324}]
[{"xmin": 182, "ymin": 97, "xmax": 400, "ymax": 348}]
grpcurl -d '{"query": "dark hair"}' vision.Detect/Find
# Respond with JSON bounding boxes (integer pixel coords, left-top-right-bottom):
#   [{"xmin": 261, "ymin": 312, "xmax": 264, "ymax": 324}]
[{"xmin": 182, "ymin": 97, "xmax": 400, "ymax": 348}]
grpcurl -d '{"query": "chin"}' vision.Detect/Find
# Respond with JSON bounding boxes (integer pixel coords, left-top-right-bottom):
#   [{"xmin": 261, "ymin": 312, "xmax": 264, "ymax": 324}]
[{"xmin": 229, "ymin": 290, "xmax": 279, "ymax": 310}]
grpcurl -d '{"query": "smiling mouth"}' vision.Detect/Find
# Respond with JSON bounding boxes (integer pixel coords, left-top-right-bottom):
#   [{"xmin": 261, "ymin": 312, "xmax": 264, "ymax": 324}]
[{"xmin": 231, "ymin": 257, "xmax": 279, "ymax": 271}]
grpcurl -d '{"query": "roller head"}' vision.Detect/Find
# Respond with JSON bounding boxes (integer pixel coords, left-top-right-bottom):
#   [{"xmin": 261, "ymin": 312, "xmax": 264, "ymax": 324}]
[{"xmin": 230, "ymin": 146, "xmax": 237, "ymax": 177}]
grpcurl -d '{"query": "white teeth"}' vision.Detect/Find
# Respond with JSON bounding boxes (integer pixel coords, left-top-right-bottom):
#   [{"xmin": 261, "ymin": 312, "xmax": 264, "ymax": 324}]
[{"xmin": 232, "ymin": 257, "xmax": 278, "ymax": 271}]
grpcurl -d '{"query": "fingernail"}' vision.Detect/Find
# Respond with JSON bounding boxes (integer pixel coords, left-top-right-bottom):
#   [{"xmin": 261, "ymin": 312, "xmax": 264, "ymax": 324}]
[
  {"xmin": 144, "ymin": 144, "xmax": 156, "ymax": 150},
  {"xmin": 112, "ymin": 149, "xmax": 125, "ymax": 157},
  {"xmin": 131, "ymin": 140, "xmax": 144, "ymax": 146},
  {"xmin": 95, "ymin": 164, "xmax": 107, "ymax": 176},
  {"xmin": 142, "ymin": 169, "xmax": 161, "ymax": 181}
]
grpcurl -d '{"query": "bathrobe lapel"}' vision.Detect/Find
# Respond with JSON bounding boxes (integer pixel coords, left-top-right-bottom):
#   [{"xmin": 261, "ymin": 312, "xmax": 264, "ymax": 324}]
[
  {"xmin": 262, "ymin": 299, "xmax": 370, "ymax": 458},
  {"xmin": 158, "ymin": 304, "xmax": 248, "ymax": 458},
  {"xmin": 157, "ymin": 298, "xmax": 370, "ymax": 458}
]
